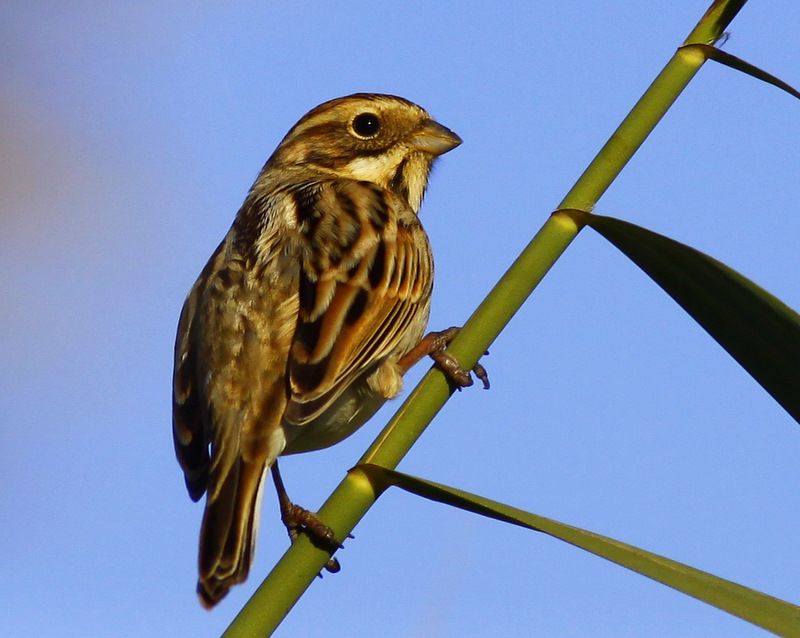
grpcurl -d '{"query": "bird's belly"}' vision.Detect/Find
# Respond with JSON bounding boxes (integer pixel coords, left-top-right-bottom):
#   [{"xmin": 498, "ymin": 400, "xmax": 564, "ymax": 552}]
[{"xmin": 280, "ymin": 382, "xmax": 386, "ymax": 455}]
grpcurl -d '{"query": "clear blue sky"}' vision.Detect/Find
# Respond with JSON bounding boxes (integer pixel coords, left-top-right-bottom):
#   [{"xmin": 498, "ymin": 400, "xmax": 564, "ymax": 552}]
[{"xmin": 2, "ymin": 2, "xmax": 799, "ymax": 636}]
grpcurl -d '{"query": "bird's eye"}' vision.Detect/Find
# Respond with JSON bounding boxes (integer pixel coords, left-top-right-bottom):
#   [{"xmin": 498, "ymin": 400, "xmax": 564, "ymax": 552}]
[{"xmin": 351, "ymin": 112, "xmax": 381, "ymax": 138}]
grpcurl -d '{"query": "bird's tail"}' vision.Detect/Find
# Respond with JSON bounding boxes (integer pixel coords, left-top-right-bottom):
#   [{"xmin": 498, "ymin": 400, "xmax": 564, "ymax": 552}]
[{"xmin": 196, "ymin": 458, "xmax": 268, "ymax": 608}]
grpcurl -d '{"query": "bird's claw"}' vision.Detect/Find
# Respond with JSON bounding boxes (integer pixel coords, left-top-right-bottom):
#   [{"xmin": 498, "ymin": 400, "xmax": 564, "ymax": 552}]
[
  {"xmin": 425, "ymin": 327, "xmax": 491, "ymax": 390},
  {"xmin": 280, "ymin": 502, "xmax": 344, "ymax": 573}
]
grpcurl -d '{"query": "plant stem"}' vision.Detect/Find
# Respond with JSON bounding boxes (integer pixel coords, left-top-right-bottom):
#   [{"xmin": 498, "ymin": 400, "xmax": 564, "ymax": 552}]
[{"xmin": 222, "ymin": 2, "xmax": 748, "ymax": 635}]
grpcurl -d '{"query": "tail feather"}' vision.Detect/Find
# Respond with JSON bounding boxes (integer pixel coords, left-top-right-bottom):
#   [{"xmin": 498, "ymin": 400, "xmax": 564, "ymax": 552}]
[{"xmin": 197, "ymin": 459, "xmax": 268, "ymax": 608}]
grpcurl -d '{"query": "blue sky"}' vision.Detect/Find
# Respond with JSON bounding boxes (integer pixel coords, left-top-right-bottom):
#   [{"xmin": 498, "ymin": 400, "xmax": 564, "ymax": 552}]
[{"xmin": 2, "ymin": 2, "xmax": 799, "ymax": 636}]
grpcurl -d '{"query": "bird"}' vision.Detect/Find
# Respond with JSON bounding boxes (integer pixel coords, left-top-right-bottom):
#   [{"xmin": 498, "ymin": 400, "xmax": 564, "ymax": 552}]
[{"xmin": 172, "ymin": 93, "xmax": 487, "ymax": 608}]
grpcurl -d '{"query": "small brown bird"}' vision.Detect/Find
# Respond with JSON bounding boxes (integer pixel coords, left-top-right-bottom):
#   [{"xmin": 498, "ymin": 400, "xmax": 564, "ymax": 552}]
[{"xmin": 172, "ymin": 93, "xmax": 485, "ymax": 608}]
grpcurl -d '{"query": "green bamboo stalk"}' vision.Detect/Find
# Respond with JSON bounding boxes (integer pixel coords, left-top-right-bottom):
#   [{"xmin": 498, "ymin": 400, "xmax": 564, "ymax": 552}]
[{"xmin": 222, "ymin": 2, "xmax": 748, "ymax": 635}]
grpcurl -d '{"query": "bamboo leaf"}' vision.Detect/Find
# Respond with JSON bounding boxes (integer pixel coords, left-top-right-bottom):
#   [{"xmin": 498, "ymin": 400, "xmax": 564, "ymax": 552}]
[
  {"xmin": 358, "ymin": 464, "xmax": 800, "ymax": 637},
  {"xmin": 581, "ymin": 212, "xmax": 800, "ymax": 423},
  {"xmin": 682, "ymin": 43, "xmax": 800, "ymax": 99}
]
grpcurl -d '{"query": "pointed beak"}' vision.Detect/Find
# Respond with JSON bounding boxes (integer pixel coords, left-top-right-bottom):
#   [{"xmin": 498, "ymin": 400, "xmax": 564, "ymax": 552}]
[{"xmin": 410, "ymin": 119, "xmax": 462, "ymax": 156}]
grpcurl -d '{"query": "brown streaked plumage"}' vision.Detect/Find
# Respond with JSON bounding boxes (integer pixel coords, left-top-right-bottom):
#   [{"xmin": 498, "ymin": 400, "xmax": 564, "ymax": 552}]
[{"xmin": 172, "ymin": 94, "xmax": 469, "ymax": 608}]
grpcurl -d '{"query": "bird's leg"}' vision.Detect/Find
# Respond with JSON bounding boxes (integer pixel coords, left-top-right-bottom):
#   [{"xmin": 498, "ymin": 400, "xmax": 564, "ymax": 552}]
[
  {"xmin": 271, "ymin": 460, "xmax": 342, "ymax": 573},
  {"xmin": 398, "ymin": 326, "xmax": 490, "ymax": 390}
]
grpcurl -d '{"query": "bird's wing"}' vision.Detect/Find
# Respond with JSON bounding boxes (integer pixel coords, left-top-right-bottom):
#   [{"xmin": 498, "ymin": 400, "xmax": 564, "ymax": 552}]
[
  {"xmin": 285, "ymin": 179, "xmax": 432, "ymax": 425},
  {"xmin": 172, "ymin": 241, "xmax": 228, "ymax": 502},
  {"xmin": 173, "ymin": 229, "xmax": 298, "ymax": 605}
]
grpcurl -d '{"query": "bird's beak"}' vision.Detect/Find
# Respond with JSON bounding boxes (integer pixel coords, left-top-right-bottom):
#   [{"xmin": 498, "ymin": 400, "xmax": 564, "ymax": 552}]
[{"xmin": 410, "ymin": 119, "xmax": 462, "ymax": 156}]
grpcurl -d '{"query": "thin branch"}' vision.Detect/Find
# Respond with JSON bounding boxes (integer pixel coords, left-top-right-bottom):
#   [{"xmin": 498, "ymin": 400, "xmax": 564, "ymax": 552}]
[{"xmin": 222, "ymin": 2, "xmax": 749, "ymax": 636}]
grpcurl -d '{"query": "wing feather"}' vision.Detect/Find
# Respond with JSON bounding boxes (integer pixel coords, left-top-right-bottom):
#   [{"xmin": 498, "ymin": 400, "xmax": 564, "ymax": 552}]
[
  {"xmin": 286, "ymin": 179, "xmax": 432, "ymax": 425},
  {"xmin": 172, "ymin": 240, "xmax": 228, "ymax": 501}
]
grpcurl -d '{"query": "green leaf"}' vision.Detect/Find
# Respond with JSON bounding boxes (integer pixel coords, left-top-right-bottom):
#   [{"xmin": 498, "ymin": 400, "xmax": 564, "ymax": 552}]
[
  {"xmin": 357, "ymin": 464, "xmax": 800, "ymax": 637},
  {"xmin": 583, "ymin": 213, "xmax": 800, "ymax": 424},
  {"xmin": 682, "ymin": 43, "xmax": 800, "ymax": 100}
]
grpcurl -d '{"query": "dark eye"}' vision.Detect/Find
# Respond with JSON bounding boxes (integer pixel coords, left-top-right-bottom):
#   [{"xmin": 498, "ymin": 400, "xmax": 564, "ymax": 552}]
[{"xmin": 351, "ymin": 112, "xmax": 381, "ymax": 138}]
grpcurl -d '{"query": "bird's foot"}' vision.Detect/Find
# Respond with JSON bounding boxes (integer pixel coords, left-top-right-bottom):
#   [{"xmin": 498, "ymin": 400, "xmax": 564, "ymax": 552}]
[
  {"xmin": 272, "ymin": 461, "xmax": 349, "ymax": 574},
  {"xmin": 399, "ymin": 326, "xmax": 490, "ymax": 390},
  {"xmin": 279, "ymin": 502, "xmax": 344, "ymax": 573}
]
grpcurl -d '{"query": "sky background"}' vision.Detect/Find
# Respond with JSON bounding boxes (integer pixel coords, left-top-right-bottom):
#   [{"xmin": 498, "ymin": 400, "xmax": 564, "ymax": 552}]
[{"xmin": 2, "ymin": 2, "xmax": 799, "ymax": 637}]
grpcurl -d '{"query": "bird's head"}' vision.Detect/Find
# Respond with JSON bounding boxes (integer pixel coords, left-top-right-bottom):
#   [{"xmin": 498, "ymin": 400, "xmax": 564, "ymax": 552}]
[{"xmin": 265, "ymin": 93, "xmax": 461, "ymax": 212}]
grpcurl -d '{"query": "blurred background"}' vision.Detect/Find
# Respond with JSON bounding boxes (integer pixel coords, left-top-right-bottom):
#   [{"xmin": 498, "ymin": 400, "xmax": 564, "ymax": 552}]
[{"xmin": 2, "ymin": 2, "xmax": 798, "ymax": 636}]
